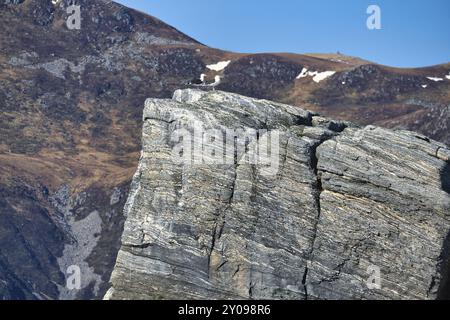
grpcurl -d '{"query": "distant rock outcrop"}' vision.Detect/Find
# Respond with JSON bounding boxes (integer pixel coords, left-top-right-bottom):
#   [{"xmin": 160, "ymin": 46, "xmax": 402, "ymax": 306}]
[{"xmin": 107, "ymin": 90, "xmax": 450, "ymax": 300}]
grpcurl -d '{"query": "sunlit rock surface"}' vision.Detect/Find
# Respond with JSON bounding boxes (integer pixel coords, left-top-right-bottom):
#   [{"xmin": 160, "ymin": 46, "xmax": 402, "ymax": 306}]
[{"xmin": 107, "ymin": 90, "xmax": 450, "ymax": 300}]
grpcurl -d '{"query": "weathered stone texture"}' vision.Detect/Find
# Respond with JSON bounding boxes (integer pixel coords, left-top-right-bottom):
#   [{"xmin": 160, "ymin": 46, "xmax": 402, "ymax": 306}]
[{"xmin": 107, "ymin": 90, "xmax": 450, "ymax": 300}]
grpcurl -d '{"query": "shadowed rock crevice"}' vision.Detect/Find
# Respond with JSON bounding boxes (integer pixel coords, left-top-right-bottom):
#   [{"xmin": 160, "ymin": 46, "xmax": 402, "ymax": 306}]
[{"xmin": 302, "ymin": 137, "xmax": 331, "ymax": 300}]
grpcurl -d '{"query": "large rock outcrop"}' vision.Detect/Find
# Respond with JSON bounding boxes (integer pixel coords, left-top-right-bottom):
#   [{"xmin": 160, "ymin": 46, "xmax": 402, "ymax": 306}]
[
  {"xmin": 1, "ymin": 0, "xmax": 449, "ymax": 300},
  {"xmin": 107, "ymin": 89, "xmax": 450, "ymax": 300}
]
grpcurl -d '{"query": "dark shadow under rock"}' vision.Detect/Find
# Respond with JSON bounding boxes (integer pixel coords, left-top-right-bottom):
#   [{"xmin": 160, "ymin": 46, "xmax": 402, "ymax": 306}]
[
  {"xmin": 438, "ymin": 162, "xmax": 450, "ymax": 299},
  {"xmin": 442, "ymin": 162, "xmax": 450, "ymax": 194}
]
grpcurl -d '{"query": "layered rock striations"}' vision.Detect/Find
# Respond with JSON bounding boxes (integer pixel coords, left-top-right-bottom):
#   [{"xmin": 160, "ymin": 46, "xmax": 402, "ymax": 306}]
[
  {"xmin": 107, "ymin": 89, "xmax": 450, "ymax": 300},
  {"xmin": 2, "ymin": 0, "xmax": 450, "ymax": 300}
]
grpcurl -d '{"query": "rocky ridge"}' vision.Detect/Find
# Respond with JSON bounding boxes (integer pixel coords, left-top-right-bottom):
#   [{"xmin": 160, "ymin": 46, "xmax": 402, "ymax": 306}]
[{"xmin": 107, "ymin": 89, "xmax": 450, "ymax": 300}]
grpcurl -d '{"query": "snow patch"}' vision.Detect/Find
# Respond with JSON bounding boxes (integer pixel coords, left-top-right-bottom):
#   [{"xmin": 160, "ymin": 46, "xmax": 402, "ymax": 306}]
[
  {"xmin": 296, "ymin": 68, "xmax": 309, "ymax": 79},
  {"xmin": 427, "ymin": 77, "xmax": 444, "ymax": 82},
  {"xmin": 312, "ymin": 71, "xmax": 336, "ymax": 83},
  {"xmin": 206, "ymin": 60, "xmax": 231, "ymax": 72},
  {"xmin": 446, "ymin": 72, "xmax": 450, "ymax": 80},
  {"xmin": 422, "ymin": 85, "xmax": 427, "ymax": 88},
  {"xmin": 296, "ymin": 68, "xmax": 336, "ymax": 83}
]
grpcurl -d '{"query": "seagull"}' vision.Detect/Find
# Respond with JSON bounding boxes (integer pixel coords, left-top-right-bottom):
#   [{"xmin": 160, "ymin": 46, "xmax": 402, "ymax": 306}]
[
  {"xmin": 188, "ymin": 74, "xmax": 205, "ymax": 85},
  {"xmin": 209, "ymin": 75, "xmax": 221, "ymax": 90}
]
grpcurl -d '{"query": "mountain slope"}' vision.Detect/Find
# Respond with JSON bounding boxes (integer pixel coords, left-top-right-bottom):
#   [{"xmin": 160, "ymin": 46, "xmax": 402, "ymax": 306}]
[
  {"xmin": 0, "ymin": 0, "xmax": 206, "ymax": 299},
  {"xmin": 0, "ymin": 0, "xmax": 449, "ymax": 299}
]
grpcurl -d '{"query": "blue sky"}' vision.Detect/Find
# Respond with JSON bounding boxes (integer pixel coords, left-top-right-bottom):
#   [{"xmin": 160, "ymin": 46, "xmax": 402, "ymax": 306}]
[{"xmin": 116, "ymin": 0, "xmax": 450, "ymax": 68}]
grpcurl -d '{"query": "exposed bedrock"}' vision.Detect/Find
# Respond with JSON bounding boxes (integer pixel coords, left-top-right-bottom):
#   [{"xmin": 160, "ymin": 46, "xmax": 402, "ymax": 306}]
[{"xmin": 107, "ymin": 89, "xmax": 450, "ymax": 300}]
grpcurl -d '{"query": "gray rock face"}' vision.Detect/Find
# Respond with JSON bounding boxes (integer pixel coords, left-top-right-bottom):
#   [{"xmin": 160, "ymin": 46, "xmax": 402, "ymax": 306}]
[{"xmin": 107, "ymin": 89, "xmax": 450, "ymax": 300}]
